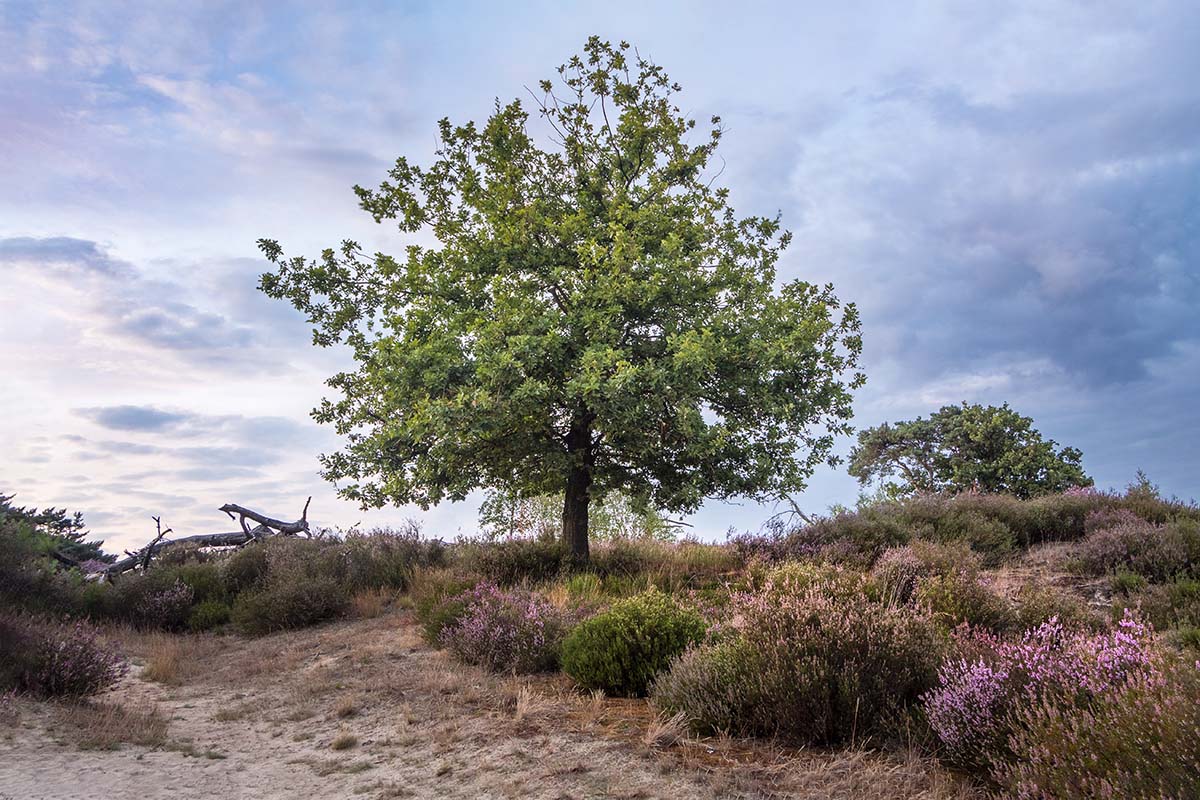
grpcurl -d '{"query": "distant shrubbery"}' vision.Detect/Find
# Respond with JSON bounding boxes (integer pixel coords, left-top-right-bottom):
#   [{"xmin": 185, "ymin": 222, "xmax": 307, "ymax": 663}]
[{"xmin": 730, "ymin": 483, "xmax": 1198, "ymax": 567}]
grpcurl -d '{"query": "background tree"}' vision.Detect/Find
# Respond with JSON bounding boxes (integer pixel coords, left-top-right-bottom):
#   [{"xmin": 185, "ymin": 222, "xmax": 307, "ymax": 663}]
[
  {"xmin": 478, "ymin": 488, "xmax": 675, "ymax": 542},
  {"xmin": 848, "ymin": 402, "xmax": 1091, "ymax": 499},
  {"xmin": 0, "ymin": 492, "xmax": 111, "ymax": 563},
  {"xmin": 259, "ymin": 38, "xmax": 864, "ymax": 559}
]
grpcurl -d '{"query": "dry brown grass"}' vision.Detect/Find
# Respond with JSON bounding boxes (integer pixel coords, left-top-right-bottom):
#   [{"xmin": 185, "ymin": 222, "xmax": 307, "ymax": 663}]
[
  {"xmin": 136, "ymin": 632, "xmax": 225, "ymax": 686},
  {"xmin": 53, "ymin": 700, "xmax": 169, "ymax": 750},
  {"xmin": 330, "ymin": 731, "xmax": 359, "ymax": 750},
  {"xmin": 642, "ymin": 711, "xmax": 689, "ymax": 749},
  {"xmin": 350, "ymin": 587, "xmax": 395, "ymax": 618},
  {"xmin": 333, "ymin": 695, "xmax": 360, "ymax": 719}
]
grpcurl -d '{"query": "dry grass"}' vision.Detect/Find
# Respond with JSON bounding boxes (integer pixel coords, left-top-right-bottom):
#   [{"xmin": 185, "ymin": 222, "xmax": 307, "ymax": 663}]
[
  {"xmin": 334, "ymin": 695, "xmax": 360, "ymax": 719},
  {"xmin": 0, "ymin": 690, "xmax": 20, "ymax": 727},
  {"xmin": 330, "ymin": 731, "xmax": 359, "ymax": 750},
  {"xmin": 511, "ymin": 685, "xmax": 553, "ymax": 723},
  {"xmin": 350, "ymin": 587, "xmax": 395, "ymax": 618},
  {"xmin": 53, "ymin": 700, "xmax": 169, "ymax": 750},
  {"xmin": 138, "ymin": 632, "xmax": 224, "ymax": 685},
  {"xmin": 643, "ymin": 711, "xmax": 689, "ymax": 749}
]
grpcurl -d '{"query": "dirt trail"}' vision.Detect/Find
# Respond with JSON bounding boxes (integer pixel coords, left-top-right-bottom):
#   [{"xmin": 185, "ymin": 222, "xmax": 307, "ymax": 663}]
[{"xmin": 0, "ymin": 612, "xmax": 975, "ymax": 800}]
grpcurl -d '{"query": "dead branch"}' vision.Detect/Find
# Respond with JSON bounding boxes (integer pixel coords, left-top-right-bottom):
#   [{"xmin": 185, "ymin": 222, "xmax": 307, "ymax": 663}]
[{"xmin": 102, "ymin": 498, "xmax": 312, "ymax": 576}]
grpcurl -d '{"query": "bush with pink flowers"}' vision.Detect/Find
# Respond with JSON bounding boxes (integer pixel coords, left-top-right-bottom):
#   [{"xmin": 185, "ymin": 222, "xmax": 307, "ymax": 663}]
[
  {"xmin": 994, "ymin": 658, "xmax": 1200, "ymax": 798},
  {"xmin": 922, "ymin": 611, "xmax": 1157, "ymax": 773},
  {"xmin": 441, "ymin": 582, "xmax": 572, "ymax": 673},
  {"xmin": 0, "ymin": 613, "xmax": 127, "ymax": 698}
]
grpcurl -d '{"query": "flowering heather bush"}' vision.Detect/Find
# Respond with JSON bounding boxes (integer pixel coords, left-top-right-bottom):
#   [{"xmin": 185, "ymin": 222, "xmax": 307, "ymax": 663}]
[
  {"xmin": 922, "ymin": 611, "xmax": 1157, "ymax": 772},
  {"xmin": 562, "ymin": 590, "xmax": 706, "ymax": 696},
  {"xmin": 0, "ymin": 614, "xmax": 126, "ymax": 698},
  {"xmin": 653, "ymin": 575, "xmax": 944, "ymax": 745},
  {"xmin": 441, "ymin": 583, "xmax": 570, "ymax": 673},
  {"xmin": 995, "ymin": 659, "xmax": 1200, "ymax": 798},
  {"xmin": 1075, "ymin": 517, "xmax": 1200, "ymax": 581}
]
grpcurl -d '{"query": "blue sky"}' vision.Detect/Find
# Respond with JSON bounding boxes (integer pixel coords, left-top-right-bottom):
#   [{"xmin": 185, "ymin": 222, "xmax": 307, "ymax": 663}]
[{"xmin": 1, "ymin": 1, "xmax": 1197, "ymax": 552}]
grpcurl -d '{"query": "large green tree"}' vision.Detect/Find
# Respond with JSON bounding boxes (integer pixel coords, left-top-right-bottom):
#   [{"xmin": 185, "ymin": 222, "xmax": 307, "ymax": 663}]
[
  {"xmin": 848, "ymin": 402, "xmax": 1091, "ymax": 499},
  {"xmin": 259, "ymin": 38, "xmax": 864, "ymax": 559}
]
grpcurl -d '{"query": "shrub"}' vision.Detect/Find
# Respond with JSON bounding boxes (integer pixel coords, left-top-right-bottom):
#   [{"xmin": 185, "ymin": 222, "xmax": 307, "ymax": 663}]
[
  {"xmin": 1075, "ymin": 518, "xmax": 1199, "ymax": 581},
  {"xmin": 1116, "ymin": 577, "xmax": 1200, "ymax": 637},
  {"xmin": 0, "ymin": 518, "xmax": 86, "ymax": 615},
  {"xmin": 1013, "ymin": 584, "xmax": 1099, "ymax": 631},
  {"xmin": 441, "ymin": 583, "xmax": 570, "ymax": 673},
  {"xmin": 187, "ymin": 599, "xmax": 232, "ymax": 632},
  {"xmin": 0, "ymin": 614, "xmax": 126, "ymax": 697},
  {"xmin": 342, "ymin": 526, "xmax": 445, "ymax": 592},
  {"xmin": 915, "ymin": 571, "xmax": 1013, "ymax": 632},
  {"xmin": 411, "ymin": 569, "xmax": 480, "ymax": 644},
  {"xmin": 653, "ymin": 575, "xmax": 944, "ymax": 745},
  {"xmin": 995, "ymin": 660, "xmax": 1200, "ymax": 798},
  {"xmin": 922, "ymin": 612, "xmax": 1157, "ymax": 773},
  {"xmin": 458, "ymin": 537, "xmax": 570, "ymax": 585},
  {"xmin": 562, "ymin": 590, "xmax": 706, "ymax": 696},
  {"xmin": 872, "ymin": 541, "xmax": 979, "ymax": 603},
  {"xmin": 231, "ymin": 577, "xmax": 348, "ymax": 634},
  {"xmin": 221, "ymin": 543, "xmax": 271, "ymax": 594}
]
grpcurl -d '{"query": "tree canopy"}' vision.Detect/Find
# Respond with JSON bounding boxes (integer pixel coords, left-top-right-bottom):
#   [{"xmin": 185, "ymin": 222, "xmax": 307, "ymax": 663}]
[
  {"xmin": 0, "ymin": 492, "xmax": 110, "ymax": 564},
  {"xmin": 259, "ymin": 37, "xmax": 864, "ymax": 558},
  {"xmin": 848, "ymin": 402, "xmax": 1092, "ymax": 499}
]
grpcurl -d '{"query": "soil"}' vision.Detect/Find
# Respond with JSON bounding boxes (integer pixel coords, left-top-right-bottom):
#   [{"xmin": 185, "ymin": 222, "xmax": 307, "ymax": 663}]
[{"xmin": 0, "ymin": 611, "xmax": 977, "ymax": 800}]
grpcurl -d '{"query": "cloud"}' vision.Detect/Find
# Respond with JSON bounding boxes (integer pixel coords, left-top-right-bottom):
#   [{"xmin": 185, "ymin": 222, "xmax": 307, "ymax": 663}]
[{"xmin": 76, "ymin": 405, "xmax": 189, "ymax": 432}]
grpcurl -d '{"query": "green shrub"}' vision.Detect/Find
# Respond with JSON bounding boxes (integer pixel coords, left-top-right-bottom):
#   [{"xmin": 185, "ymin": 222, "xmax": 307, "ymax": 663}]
[
  {"xmin": 231, "ymin": 577, "xmax": 348, "ymax": 634},
  {"xmin": 228, "ymin": 538, "xmax": 351, "ymax": 634},
  {"xmin": 1116, "ymin": 577, "xmax": 1200, "ymax": 635},
  {"xmin": 343, "ymin": 527, "xmax": 446, "ymax": 592},
  {"xmin": 411, "ymin": 569, "xmax": 479, "ymax": 644},
  {"xmin": 871, "ymin": 541, "xmax": 979, "ymax": 603},
  {"xmin": 653, "ymin": 576, "xmax": 944, "ymax": 744},
  {"xmin": 188, "ymin": 599, "xmax": 232, "ymax": 632},
  {"xmin": 221, "ymin": 544, "xmax": 271, "ymax": 595},
  {"xmin": 561, "ymin": 590, "xmax": 706, "ymax": 696},
  {"xmin": 0, "ymin": 518, "xmax": 86, "ymax": 615},
  {"xmin": 172, "ymin": 562, "xmax": 225, "ymax": 604}
]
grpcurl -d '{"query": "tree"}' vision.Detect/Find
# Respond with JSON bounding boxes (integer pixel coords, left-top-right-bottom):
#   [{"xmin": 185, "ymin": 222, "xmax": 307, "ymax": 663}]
[
  {"xmin": 0, "ymin": 492, "xmax": 111, "ymax": 563},
  {"xmin": 848, "ymin": 403, "xmax": 1091, "ymax": 499},
  {"xmin": 258, "ymin": 38, "xmax": 864, "ymax": 559}
]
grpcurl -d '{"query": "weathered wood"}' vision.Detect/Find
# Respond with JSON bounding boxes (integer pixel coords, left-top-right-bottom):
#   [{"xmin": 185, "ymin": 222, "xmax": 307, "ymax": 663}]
[
  {"xmin": 218, "ymin": 496, "xmax": 311, "ymax": 536},
  {"xmin": 101, "ymin": 498, "xmax": 312, "ymax": 576}
]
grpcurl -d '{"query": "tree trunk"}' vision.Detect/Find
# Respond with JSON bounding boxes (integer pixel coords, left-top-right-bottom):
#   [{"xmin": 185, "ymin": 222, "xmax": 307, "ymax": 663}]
[
  {"xmin": 562, "ymin": 464, "xmax": 591, "ymax": 561},
  {"xmin": 562, "ymin": 410, "xmax": 595, "ymax": 561}
]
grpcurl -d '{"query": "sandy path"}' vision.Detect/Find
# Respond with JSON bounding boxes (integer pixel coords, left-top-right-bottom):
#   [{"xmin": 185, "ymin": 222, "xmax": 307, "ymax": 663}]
[{"xmin": 0, "ymin": 612, "xmax": 976, "ymax": 800}]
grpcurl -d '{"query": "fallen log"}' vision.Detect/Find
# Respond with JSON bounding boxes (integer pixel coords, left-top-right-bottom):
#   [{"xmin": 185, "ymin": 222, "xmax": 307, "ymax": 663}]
[{"xmin": 102, "ymin": 498, "xmax": 312, "ymax": 576}]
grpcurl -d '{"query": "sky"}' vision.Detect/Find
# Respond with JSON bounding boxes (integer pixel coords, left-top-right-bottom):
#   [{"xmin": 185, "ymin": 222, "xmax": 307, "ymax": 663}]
[{"xmin": 1, "ymin": 1, "xmax": 1197, "ymax": 554}]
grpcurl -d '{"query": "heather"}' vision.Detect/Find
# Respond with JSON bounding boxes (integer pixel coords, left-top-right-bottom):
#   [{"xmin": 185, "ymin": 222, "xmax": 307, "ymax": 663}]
[
  {"xmin": 995, "ymin": 660, "xmax": 1200, "ymax": 798},
  {"xmin": 0, "ymin": 614, "xmax": 126, "ymax": 698},
  {"xmin": 440, "ymin": 583, "xmax": 571, "ymax": 673},
  {"xmin": 922, "ymin": 611, "xmax": 1157, "ymax": 773},
  {"xmin": 653, "ymin": 570, "xmax": 945, "ymax": 745}
]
